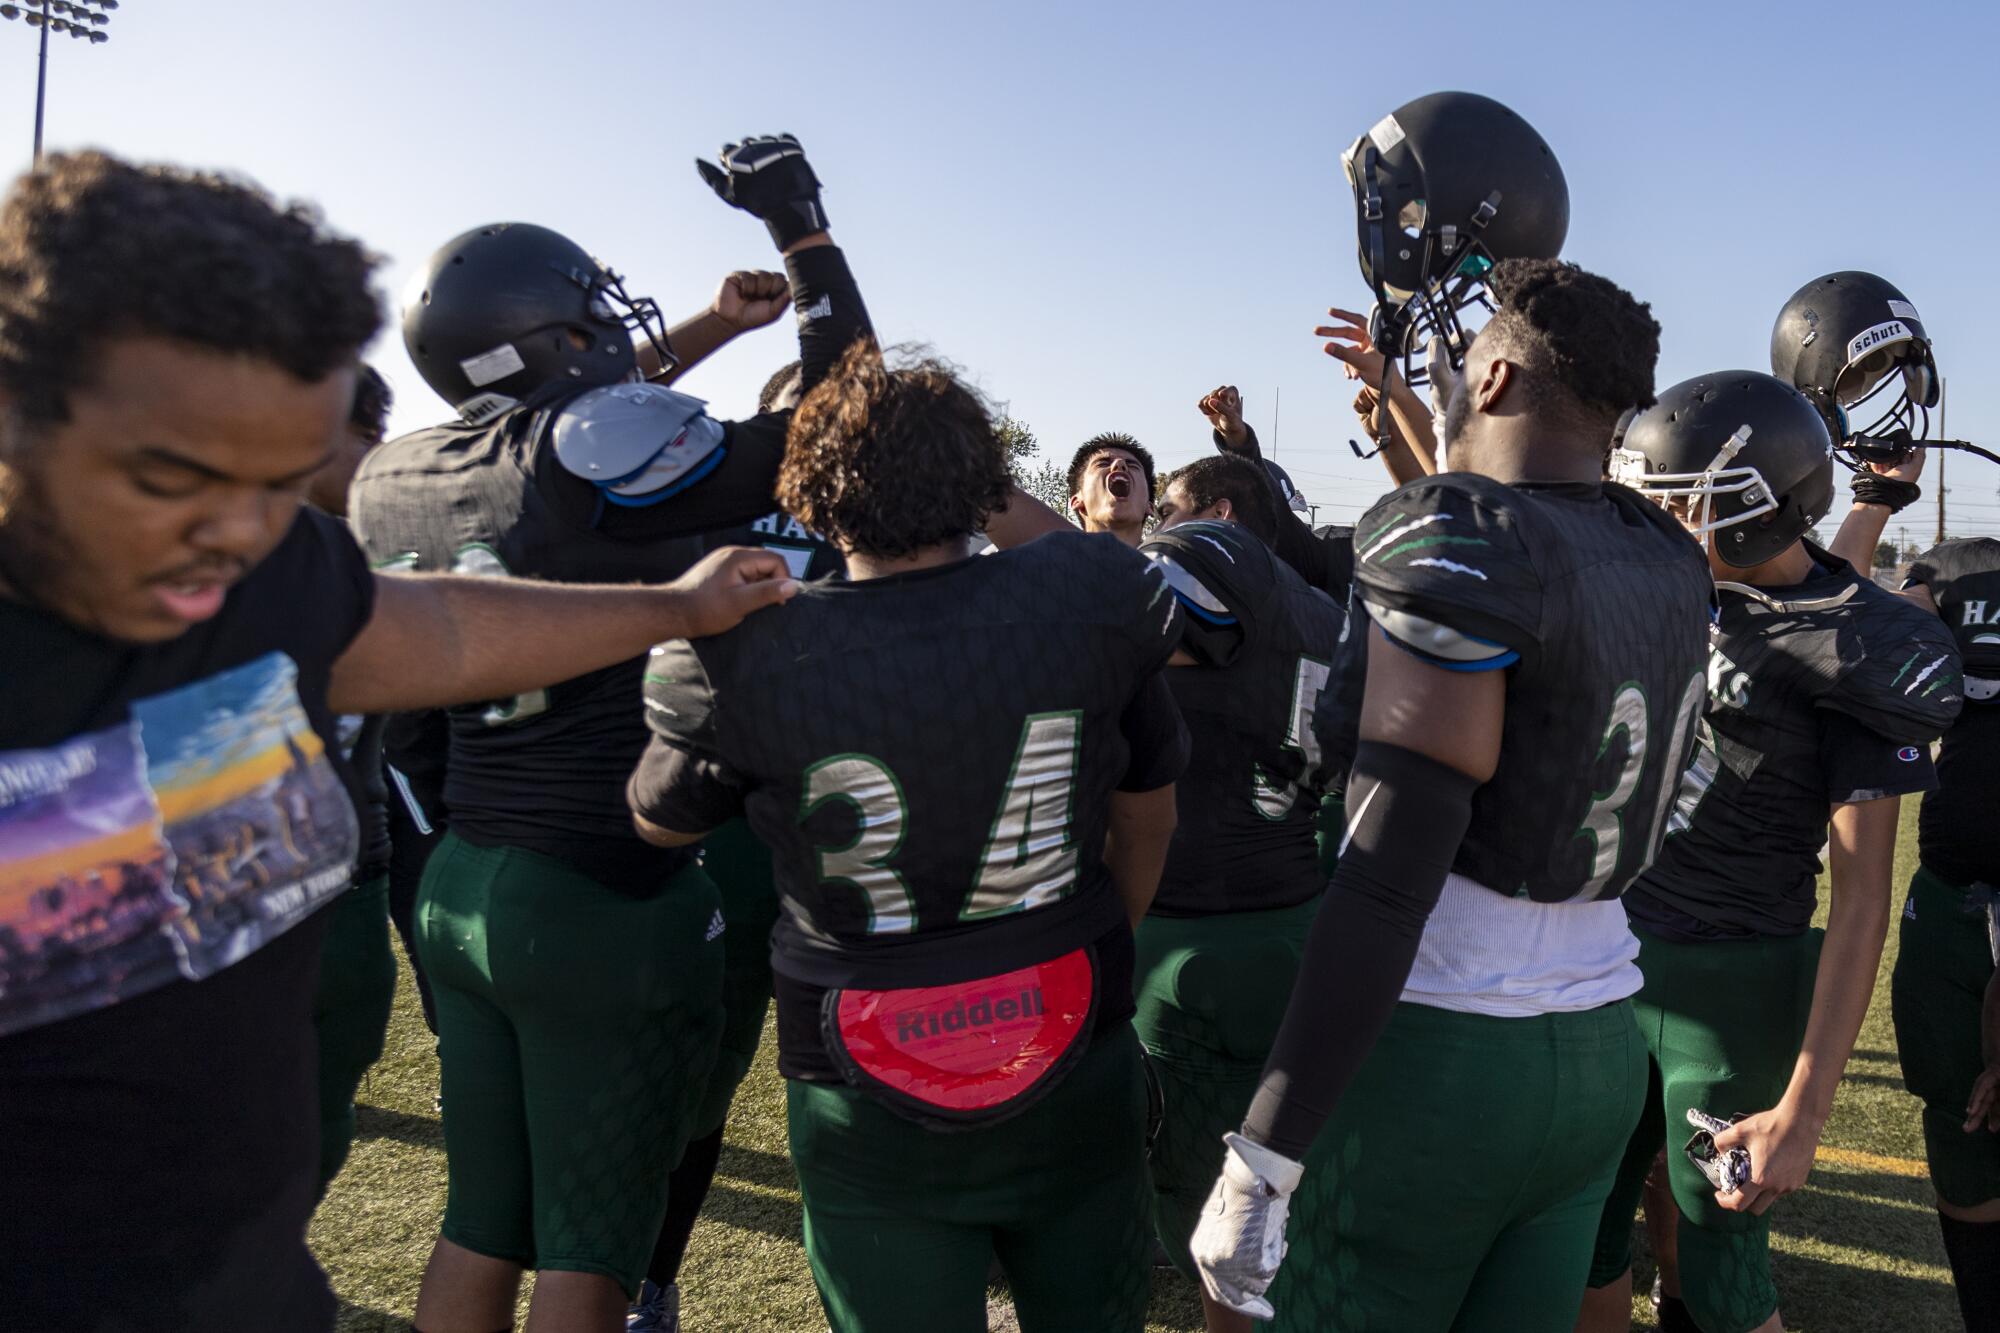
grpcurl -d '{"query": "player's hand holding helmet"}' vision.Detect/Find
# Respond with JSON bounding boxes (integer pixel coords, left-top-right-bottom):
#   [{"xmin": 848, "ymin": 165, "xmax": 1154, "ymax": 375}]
[
  {"xmin": 1190, "ymin": 1132, "xmax": 1305, "ymax": 1319},
  {"xmin": 696, "ymin": 134, "xmax": 829, "ymax": 252}
]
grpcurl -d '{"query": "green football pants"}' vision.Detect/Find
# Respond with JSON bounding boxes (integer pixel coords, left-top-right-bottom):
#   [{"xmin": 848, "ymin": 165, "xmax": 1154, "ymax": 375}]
[
  {"xmin": 1268, "ymin": 999, "xmax": 1648, "ymax": 1332},
  {"xmin": 1893, "ymin": 864, "xmax": 2000, "ymax": 1209},
  {"xmin": 311, "ymin": 873, "xmax": 397, "ymax": 1196},
  {"xmin": 1588, "ymin": 922, "xmax": 1821, "ymax": 1333},
  {"xmin": 1132, "ymin": 895, "xmax": 1320, "ymax": 1275},
  {"xmin": 417, "ymin": 833, "xmax": 723, "ymax": 1295},
  {"xmin": 788, "ymin": 1022, "xmax": 1154, "ymax": 1332},
  {"xmin": 691, "ymin": 817, "xmax": 781, "ymax": 1140}
]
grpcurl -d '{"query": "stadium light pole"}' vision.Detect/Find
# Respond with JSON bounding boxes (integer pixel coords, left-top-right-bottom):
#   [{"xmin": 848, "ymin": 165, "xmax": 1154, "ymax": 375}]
[{"xmin": 2, "ymin": 0, "xmax": 119, "ymax": 166}]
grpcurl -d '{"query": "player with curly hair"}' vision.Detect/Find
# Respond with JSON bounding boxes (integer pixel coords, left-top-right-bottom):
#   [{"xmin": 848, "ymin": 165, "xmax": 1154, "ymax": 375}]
[{"xmin": 628, "ymin": 340, "xmax": 1187, "ymax": 1331}]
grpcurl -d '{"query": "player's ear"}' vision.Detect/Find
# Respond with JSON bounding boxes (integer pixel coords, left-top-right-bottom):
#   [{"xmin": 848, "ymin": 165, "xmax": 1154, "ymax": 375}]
[
  {"xmin": 1474, "ymin": 356, "xmax": 1515, "ymax": 415},
  {"xmin": 1212, "ymin": 498, "xmax": 1235, "ymax": 522}
]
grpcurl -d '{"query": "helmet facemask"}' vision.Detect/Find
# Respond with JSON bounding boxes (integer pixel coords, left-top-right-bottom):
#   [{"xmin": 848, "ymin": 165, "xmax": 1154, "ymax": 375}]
[
  {"xmin": 575, "ymin": 263, "xmax": 677, "ymax": 383},
  {"xmin": 1342, "ymin": 133, "xmax": 1499, "ymax": 391},
  {"xmin": 1610, "ymin": 425, "xmax": 1777, "ymax": 544}
]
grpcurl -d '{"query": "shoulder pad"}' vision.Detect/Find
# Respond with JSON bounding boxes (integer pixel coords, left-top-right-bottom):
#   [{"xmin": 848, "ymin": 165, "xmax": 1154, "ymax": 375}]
[
  {"xmin": 1821, "ymin": 586, "xmax": 1964, "ymax": 743},
  {"xmin": 1352, "ymin": 475, "xmax": 1543, "ymax": 666},
  {"xmin": 550, "ymin": 383, "xmax": 726, "ymax": 505},
  {"xmin": 1142, "ymin": 520, "xmax": 1274, "ymax": 667}
]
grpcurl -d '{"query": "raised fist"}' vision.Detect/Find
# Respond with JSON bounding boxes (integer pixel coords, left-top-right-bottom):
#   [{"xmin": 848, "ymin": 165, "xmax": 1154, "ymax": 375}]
[
  {"xmin": 1200, "ymin": 385, "xmax": 1249, "ymax": 450},
  {"xmin": 695, "ymin": 134, "xmax": 829, "ymax": 252},
  {"xmin": 712, "ymin": 270, "xmax": 791, "ymax": 333}
]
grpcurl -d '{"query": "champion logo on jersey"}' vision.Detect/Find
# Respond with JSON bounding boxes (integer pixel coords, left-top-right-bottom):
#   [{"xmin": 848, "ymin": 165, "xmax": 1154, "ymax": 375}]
[
  {"xmin": 705, "ymin": 910, "xmax": 726, "ymax": 942},
  {"xmin": 1897, "ymin": 746, "xmax": 1922, "ymax": 762}
]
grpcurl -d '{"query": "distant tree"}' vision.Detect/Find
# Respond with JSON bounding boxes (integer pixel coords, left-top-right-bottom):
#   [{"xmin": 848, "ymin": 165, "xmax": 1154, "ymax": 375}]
[
  {"xmin": 1874, "ymin": 540, "xmax": 1899, "ymax": 570},
  {"xmin": 1000, "ymin": 415, "xmax": 1075, "ymax": 521}
]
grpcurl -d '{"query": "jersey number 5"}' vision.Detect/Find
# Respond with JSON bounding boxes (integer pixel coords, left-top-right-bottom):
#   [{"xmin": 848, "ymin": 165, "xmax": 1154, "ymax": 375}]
[{"xmin": 801, "ymin": 712, "xmax": 1082, "ymax": 935}]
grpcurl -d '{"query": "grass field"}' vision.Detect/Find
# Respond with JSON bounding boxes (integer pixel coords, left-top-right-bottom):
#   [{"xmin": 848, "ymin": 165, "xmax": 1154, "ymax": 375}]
[{"xmin": 312, "ymin": 801, "xmax": 1969, "ymax": 1331}]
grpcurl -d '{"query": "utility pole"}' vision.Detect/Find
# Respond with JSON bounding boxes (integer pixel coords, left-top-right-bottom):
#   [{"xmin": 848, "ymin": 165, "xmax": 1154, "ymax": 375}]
[
  {"xmin": 1937, "ymin": 376, "xmax": 1948, "ymax": 544},
  {"xmin": 1271, "ymin": 386, "xmax": 1281, "ymax": 461}
]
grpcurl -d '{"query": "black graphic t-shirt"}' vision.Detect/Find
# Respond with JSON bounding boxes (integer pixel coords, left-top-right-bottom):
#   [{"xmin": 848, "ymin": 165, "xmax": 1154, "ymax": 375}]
[{"xmin": 0, "ymin": 507, "xmax": 374, "ymax": 1333}]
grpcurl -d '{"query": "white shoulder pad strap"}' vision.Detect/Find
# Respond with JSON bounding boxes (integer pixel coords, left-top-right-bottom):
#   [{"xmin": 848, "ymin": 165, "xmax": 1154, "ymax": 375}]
[
  {"xmin": 551, "ymin": 383, "xmax": 726, "ymax": 500},
  {"xmin": 1364, "ymin": 598, "xmax": 1511, "ymax": 665}
]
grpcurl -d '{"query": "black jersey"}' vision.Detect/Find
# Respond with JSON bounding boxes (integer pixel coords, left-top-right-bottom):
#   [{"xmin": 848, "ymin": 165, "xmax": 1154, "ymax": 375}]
[
  {"xmin": 350, "ymin": 245, "xmax": 869, "ymax": 889},
  {"xmin": 1905, "ymin": 538, "xmax": 2000, "ymax": 887},
  {"xmin": 1330, "ymin": 475, "xmax": 1712, "ymax": 903},
  {"xmin": 1628, "ymin": 545, "xmax": 1962, "ymax": 939},
  {"xmin": 1140, "ymin": 519, "xmax": 1347, "ymax": 915},
  {"xmin": 628, "ymin": 532, "xmax": 1189, "ymax": 1078},
  {"xmin": 700, "ymin": 506, "xmax": 844, "ymax": 581}
]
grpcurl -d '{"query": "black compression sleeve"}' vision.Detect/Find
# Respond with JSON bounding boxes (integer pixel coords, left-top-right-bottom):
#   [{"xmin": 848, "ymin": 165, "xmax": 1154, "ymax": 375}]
[
  {"xmin": 1242, "ymin": 740, "xmax": 1478, "ymax": 1159},
  {"xmin": 1219, "ymin": 423, "xmax": 1337, "ymax": 595},
  {"xmin": 787, "ymin": 244, "xmax": 873, "ymax": 395}
]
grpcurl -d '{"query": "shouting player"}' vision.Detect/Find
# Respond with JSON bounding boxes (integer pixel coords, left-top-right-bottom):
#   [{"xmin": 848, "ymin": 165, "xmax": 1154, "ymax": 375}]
[
  {"xmin": 1582, "ymin": 371, "xmax": 1962, "ymax": 1333},
  {"xmin": 1136, "ymin": 454, "xmax": 1345, "ymax": 1333},
  {"xmin": 1067, "ymin": 431, "xmax": 1158, "ymax": 545},
  {"xmin": 627, "ymin": 340, "xmax": 1187, "ymax": 1332},
  {"xmin": 349, "ymin": 135, "xmax": 872, "ymax": 1332},
  {"xmin": 1191, "ymin": 258, "xmax": 1711, "ymax": 1331}
]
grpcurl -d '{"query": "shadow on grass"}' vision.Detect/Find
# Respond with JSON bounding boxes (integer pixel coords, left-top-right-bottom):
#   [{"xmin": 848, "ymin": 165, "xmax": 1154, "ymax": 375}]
[
  {"xmin": 354, "ymin": 1103, "xmax": 444, "ymax": 1152},
  {"xmin": 719, "ymin": 1141, "xmax": 799, "ymax": 1192},
  {"xmin": 334, "ymin": 1297, "xmax": 413, "ymax": 1332}
]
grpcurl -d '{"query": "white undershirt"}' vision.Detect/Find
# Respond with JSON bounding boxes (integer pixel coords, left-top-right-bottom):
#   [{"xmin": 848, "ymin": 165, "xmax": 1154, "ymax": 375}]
[{"xmin": 1399, "ymin": 873, "xmax": 1642, "ymax": 1017}]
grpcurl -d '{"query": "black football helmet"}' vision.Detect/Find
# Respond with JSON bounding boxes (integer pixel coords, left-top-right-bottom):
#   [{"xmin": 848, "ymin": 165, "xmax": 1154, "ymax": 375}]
[
  {"xmin": 403, "ymin": 223, "xmax": 674, "ymax": 422},
  {"xmin": 1610, "ymin": 371, "xmax": 1834, "ymax": 569},
  {"xmin": 1341, "ymin": 91, "xmax": 1568, "ymax": 386},
  {"xmin": 1770, "ymin": 271, "xmax": 1938, "ymax": 464}
]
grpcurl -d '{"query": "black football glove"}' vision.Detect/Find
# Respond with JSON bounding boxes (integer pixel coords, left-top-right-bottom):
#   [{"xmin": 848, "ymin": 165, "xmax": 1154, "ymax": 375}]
[{"xmin": 695, "ymin": 134, "xmax": 828, "ymax": 252}]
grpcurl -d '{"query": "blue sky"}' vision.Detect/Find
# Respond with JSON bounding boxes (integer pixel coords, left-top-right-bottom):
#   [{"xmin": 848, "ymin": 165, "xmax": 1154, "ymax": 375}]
[{"xmin": 5, "ymin": 0, "xmax": 1999, "ymax": 543}]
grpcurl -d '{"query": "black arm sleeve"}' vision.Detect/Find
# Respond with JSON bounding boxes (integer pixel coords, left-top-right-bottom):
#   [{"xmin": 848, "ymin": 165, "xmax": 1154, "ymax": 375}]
[
  {"xmin": 1241, "ymin": 740, "xmax": 1479, "ymax": 1159},
  {"xmin": 1217, "ymin": 423, "xmax": 1341, "ymax": 597},
  {"xmin": 787, "ymin": 244, "xmax": 872, "ymax": 396}
]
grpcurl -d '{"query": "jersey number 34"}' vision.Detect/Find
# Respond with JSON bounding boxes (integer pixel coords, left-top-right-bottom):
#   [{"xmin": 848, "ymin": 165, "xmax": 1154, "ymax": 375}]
[{"xmin": 799, "ymin": 712, "xmax": 1081, "ymax": 934}]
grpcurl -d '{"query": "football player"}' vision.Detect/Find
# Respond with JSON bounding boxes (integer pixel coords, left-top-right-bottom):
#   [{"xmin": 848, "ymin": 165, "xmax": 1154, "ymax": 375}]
[
  {"xmin": 1066, "ymin": 431, "xmax": 1158, "ymax": 545},
  {"xmin": 1581, "ymin": 371, "xmax": 1963, "ymax": 1333},
  {"xmin": 0, "ymin": 150, "xmax": 797, "ymax": 1333},
  {"xmin": 1823, "ymin": 470, "xmax": 2000, "ymax": 1330},
  {"xmin": 1136, "ymin": 454, "xmax": 1345, "ymax": 1333},
  {"xmin": 348, "ymin": 135, "xmax": 874, "ymax": 1332},
  {"xmin": 1191, "ymin": 257, "xmax": 1710, "ymax": 1332},
  {"xmin": 305, "ymin": 363, "xmax": 400, "ymax": 1198},
  {"xmin": 1196, "ymin": 390, "xmax": 1359, "ymax": 877},
  {"xmin": 630, "ymin": 359, "xmax": 845, "ymax": 1333},
  {"xmin": 626, "ymin": 341, "xmax": 1188, "ymax": 1332}
]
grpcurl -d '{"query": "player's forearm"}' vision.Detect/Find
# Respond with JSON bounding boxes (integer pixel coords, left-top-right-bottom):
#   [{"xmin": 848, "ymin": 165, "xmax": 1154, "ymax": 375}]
[
  {"xmin": 1787, "ymin": 800, "xmax": 1898, "ymax": 1122},
  {"xmin": 1826, "ymin": 502, "xmax": 1894, "ymax": 572},
  {"xmin": 788, "ymin": 243, "xmax": 872, "ymax": 395},
  {"xmin": 643, "ymin": 308, "xmax": 741, "ymax": 383},
  {"xmin": 1105, "ymin": 785, "xmax": 1177, "ymax": 928},
  {"xmin": 1380, "ymin": 376, "xmax": 1439, "ymax": 481},
  {"xmin": 331, "ymin": 575, "xmax": 710, "ymax": 715},
  {"xmin": 984, "ymin": 485, "xmax": 1074, "ymax": 549}
]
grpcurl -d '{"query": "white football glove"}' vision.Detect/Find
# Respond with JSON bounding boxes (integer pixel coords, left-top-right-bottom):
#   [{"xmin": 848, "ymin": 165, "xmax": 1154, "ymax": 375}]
[{"xmin": 1190, "ymin": 1132, "xmax": 1305, "ymax": 1320}]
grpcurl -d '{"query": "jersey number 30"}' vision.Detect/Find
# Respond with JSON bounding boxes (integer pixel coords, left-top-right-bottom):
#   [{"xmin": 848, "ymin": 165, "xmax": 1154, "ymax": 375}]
[{"xmin": 800, "ymin": 712, "xmax": 1081, "ymax": 934}]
